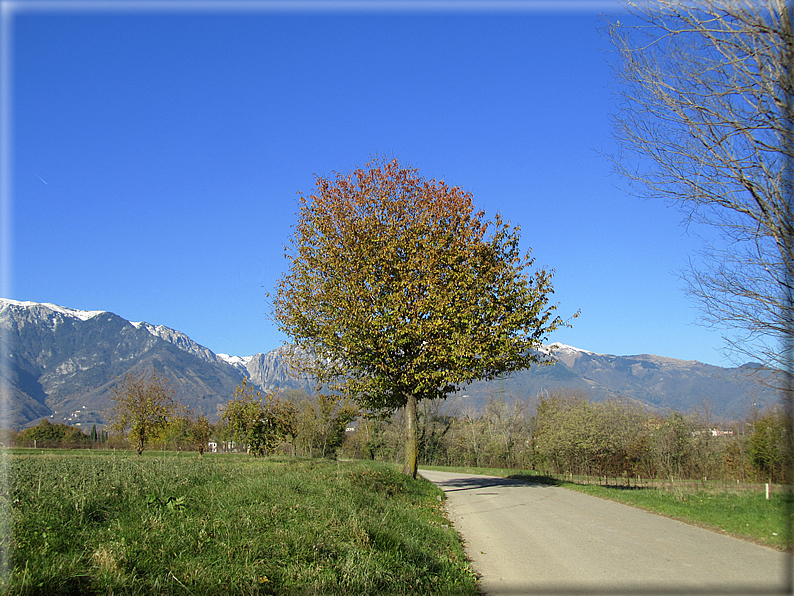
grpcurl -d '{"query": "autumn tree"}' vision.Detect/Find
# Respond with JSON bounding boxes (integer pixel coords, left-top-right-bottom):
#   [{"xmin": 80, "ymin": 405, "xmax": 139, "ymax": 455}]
[
  {"xmin": 222, "ymin": 378, "xmax": 297, "ymax": 456},
  {"xmin": 109, "ymin": 371, "xmax": 182, "ymax": 455},
  {"xmin": 184, "ymin": 410, "xmax": 212, "ymax": 456},
  {"xmin": 273, "ymin": 157, "xmax": 573, "ymax": 478}
]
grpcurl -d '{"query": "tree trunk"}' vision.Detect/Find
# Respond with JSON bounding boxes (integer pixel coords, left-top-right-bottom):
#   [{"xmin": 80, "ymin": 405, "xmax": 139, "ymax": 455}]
[{"xmin": 402, "ymin": 393, "xmax": 418, "ymax": 478}]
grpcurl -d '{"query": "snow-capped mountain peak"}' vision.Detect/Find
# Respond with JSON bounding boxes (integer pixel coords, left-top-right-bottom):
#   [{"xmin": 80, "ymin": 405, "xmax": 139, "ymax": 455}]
[
  {"xmin": 546, "ymin": 342, "xmax": 600, "ymax": 356},
  {"xmin": 1, "ymin": 299, "xmax": 226, "ymax": 368},
  {"xmin": 218, "ymin": 353, "xmax": 254, "ymax": 367},
  {"xmin": 0, "ymin": 298, "xmax": 781, "ymax": 428},
  {"xmin": 0, "ymin": 298, "xmax": 105, "ymax": 322},
  {"xmin": 217, "ymin": 353, "xmax": 258, "ymax": 376},
  {"xmin": 540, "ymin": 342, "xmax": 600, "ymax": 368}
]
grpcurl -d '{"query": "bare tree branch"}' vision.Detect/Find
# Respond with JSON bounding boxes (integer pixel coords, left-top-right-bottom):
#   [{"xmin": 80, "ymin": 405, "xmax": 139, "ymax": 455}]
[{"xmin": 605, "ymin": 0, "xmax": 794, "ymax": 375}]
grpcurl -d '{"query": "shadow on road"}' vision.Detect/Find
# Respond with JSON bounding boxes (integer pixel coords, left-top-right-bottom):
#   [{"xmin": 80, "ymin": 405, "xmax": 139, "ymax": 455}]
[
  {"xmin": 419, "ymin": 473, "xmax": 555, "ymax": 493},
  {"xmin": 471, "ymin": 583, "xmax": 789, "ymax": 595}
]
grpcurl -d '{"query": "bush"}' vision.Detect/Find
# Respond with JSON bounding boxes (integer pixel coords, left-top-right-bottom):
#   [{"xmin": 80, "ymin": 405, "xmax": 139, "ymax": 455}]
[{"xmin": 14, "ymin": 419, "xmax": 92, "ymax": 449}]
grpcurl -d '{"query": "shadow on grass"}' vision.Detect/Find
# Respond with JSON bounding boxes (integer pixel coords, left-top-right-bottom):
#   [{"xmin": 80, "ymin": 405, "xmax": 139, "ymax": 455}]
[
  {"xmin": 507, "ymin": 473, "xmax": 560, "ymax": 486},
  {"xmin": 594, "ymin": 484, "xmax": 656, "ymax": 491},
  {"xmin": 508, "ymin": 474, "xmax": 657, "ymax": 492}
]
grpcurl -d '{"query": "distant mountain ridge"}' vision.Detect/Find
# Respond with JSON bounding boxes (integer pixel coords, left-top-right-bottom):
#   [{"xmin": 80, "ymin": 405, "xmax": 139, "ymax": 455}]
[
  {"xmin": 0, "ymin": 299, "xmax": 308, "ymax": 428},
  {"xmin": 455, "ymin": 342, "xmax": 778, "ymax": 417},
  {"xmin": 0, "ymin": 299, "xmax": 779, "ymax": 429}
]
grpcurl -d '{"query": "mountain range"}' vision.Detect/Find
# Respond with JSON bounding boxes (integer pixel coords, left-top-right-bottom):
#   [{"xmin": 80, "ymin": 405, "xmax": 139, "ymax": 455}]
[{"xmin": 0, "ymin": 299, "xmax": 779, "ymax": 429}]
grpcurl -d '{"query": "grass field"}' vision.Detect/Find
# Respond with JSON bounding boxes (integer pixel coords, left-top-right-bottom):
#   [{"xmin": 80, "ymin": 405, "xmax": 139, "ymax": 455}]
[
  {"xmin": 2, "ymin": 451, "xmax": 479, "ymax": 595},
  {"xmin": 419, "ymin": 464, "xmax": 789, "ymax": 550}
]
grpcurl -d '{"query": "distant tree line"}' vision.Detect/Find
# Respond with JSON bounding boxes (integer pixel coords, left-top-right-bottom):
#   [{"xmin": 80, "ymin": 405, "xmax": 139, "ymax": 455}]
[
  {"xmin": 13, "ymin": 419, "xmax": 105, "ymax": 449},
  {"xmin": 342, "ymin": 391, "xmax": 788, "ymax": 486},
  {"xmin": 12, "ymin": 372, "xmax": 357, "ymax": 459},
  {"xmin": 10, "ymin": 374, "xmax": 787, "ymax": 486}
]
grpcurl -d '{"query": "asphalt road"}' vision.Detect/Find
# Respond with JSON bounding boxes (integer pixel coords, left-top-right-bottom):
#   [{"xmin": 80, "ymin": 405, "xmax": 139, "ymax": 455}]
[{"xmin": 419, "ymin": 469, "xmax": 790, "ymax": 596}]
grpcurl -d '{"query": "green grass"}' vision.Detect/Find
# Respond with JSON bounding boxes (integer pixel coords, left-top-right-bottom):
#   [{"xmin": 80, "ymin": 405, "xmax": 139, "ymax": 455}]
[
  {"xmin": 420, "ymin": 464, "xmax": 788, "ymax": 550},
  {"xmin": 2, "ymin": 452, "xmax": 479, "ymax": 595}
]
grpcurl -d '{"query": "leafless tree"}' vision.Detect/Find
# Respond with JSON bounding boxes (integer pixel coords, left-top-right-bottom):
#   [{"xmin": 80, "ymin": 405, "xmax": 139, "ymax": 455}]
[{"xmin": 606, "ymin": 0, "xmax": 794, "ymax": 373}]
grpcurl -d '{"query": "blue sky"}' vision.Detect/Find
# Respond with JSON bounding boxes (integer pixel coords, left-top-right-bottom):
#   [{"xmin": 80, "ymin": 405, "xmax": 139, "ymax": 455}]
[{"xmin": 4, "ymin": 1, "xmax": 734, "ymax": 366}]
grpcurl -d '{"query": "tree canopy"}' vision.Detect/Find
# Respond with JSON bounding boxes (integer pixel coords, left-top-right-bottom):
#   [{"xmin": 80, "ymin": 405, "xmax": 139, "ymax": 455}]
[
  {"xmin": 273, "ymin": 157, "xmax": 574, "ymax": 476},
  {"xmin": 109, "ymin": 371, "xmax": 181, "ymax": 455}
]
